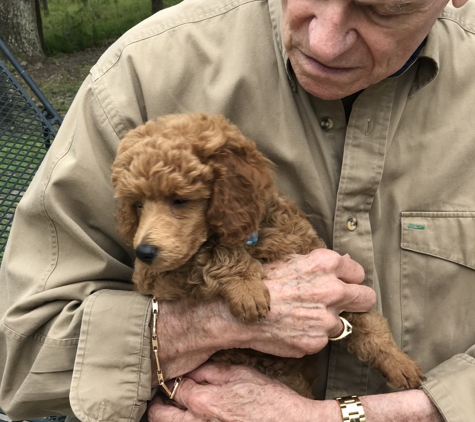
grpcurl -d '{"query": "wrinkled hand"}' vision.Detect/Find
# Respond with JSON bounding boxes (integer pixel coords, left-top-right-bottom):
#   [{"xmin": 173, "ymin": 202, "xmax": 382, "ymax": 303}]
[
  {"xmin": 154, "ymin": 249, "xmax": 374, "ymax": 381},
  {"xmin": 148, "ymin": 364, "xmax": 337, "ymax": 422},
  {"xmin": 245, "ymin": 249, "xmax": 375, "ymax": 357},
  {"xmin": 148, "ymin": 364, "xmax": 444, "ymax": 422}
]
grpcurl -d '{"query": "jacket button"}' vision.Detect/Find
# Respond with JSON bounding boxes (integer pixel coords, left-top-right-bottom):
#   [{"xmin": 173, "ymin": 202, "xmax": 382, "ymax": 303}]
[
  {"xmin": 320, "ymin": 117, "xmax": 334, "ymax": 131},
  {"xmin": 347, "ymin": 217, "xmax": 357, "ymax": 231}
]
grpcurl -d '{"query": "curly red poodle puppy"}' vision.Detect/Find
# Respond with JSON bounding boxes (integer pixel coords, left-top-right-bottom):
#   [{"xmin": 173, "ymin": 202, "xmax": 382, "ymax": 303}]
[{"xmin": 111, "ymin": 113, "xmax": 424, "ymax": 397}]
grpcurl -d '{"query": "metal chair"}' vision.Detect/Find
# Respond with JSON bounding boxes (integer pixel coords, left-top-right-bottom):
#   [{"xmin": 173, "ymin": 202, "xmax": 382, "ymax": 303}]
[
  {"xmin": 0, "ymin": 411, "xmax": 67, "ymax": 422},
  {"xmin": 0, "ymin": 38, "xmax": 62, "ymax": 264},
  {"xmin": 0, "ymin": 38, "xmax": 66, "ymax": 422}
]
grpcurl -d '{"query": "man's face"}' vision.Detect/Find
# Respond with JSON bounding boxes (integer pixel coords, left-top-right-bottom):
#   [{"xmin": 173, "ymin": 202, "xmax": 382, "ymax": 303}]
[{"xmin": 282, "ymin": 0, "xmax": 449, "ymax": 99}]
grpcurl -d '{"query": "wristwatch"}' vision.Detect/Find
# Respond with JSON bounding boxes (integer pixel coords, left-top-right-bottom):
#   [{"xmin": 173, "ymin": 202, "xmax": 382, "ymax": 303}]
[{"xmin": 335, "ymin": 395, "xmax": 366, "ymax": 422}]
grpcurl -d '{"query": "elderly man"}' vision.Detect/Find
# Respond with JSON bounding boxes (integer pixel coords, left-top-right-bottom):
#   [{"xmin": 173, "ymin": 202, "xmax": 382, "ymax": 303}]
[{"xmin": 0, "ymin": 0, "xmax": 474, "ymax": 421}]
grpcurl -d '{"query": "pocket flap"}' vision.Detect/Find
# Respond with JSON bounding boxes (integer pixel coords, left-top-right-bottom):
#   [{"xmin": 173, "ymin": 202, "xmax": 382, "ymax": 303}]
[{"xmin": 401, "ymin": 212, "xmax": 475, "ymax": 270}]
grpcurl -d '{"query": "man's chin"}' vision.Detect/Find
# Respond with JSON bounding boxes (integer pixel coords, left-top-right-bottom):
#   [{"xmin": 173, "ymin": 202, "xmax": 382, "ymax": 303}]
[{"xmin": 298, "ymin": 78, "xmax": 362, "ymax": 100}]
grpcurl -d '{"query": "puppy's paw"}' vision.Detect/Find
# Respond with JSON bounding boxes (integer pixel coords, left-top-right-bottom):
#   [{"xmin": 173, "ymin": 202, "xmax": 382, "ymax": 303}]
[
  {"xmin": 227, "ymin": 283, "xmax": 271, "ymax": 323},
  {"xmin": 384, "ymin": 351, "xmax": 425, "ymax": 390}
]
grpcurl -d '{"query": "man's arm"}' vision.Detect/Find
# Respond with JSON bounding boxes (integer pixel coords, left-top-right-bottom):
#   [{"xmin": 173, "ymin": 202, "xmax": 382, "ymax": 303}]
[
  {"xmin": 148, "ymin": 364, "xmax": 444, "ymax": 422},
  {"xmin": 360, "ymin": 391, "xmax": 443, "ymax": 422},
  {"xmin": 0, "ymin": 73, "xmax": 149, "ymax": 420}
]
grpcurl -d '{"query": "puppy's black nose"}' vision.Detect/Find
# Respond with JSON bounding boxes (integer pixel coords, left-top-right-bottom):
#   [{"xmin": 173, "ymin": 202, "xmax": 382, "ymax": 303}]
[{"xmin": 136, "ymin": 244, "xmax": 159, "ymax": 264}]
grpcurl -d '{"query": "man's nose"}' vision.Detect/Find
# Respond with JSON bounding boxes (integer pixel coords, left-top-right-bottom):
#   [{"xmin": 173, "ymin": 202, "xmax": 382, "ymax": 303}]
[{"xmin": 308, "ymin": 4, "xmax": 357, "ymax": 63}]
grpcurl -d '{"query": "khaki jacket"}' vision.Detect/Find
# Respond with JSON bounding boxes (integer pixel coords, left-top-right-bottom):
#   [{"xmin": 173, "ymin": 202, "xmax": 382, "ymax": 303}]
[{"xmin": 1, "ymin": 0, "xmax": 475, "ymax": 420}]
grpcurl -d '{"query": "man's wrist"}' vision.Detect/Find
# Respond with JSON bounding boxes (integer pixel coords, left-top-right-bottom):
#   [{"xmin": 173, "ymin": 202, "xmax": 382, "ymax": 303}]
[
  {"xmin": 359, "ymin": 390, "xmax": 444, "ymax": 422},
  {"xmin": 303, "ymin": 399, "xmax": 343, "ymax": 422},
  {"xmin": 151, "ymin": 298, "xmax": 254, "ymax": 380}
]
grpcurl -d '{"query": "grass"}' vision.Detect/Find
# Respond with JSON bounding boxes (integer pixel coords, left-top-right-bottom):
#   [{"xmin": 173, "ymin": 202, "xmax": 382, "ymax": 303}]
[
  {"xmin": 31, "ymin": 0, "xmax": 184, "ymax": 115},
  {"xmin": 35, "ymin": 66, "xmax": 92, "ymax": 116},
  {"xmin": 42, "ymin": 0, "xmax": 183, "ymax": 55}
]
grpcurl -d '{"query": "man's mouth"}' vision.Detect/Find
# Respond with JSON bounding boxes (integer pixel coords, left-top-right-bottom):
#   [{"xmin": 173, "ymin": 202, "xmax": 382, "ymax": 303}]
[{"xmin": 303, "ymin": 53, "xmax": 356, "ymax": 75}]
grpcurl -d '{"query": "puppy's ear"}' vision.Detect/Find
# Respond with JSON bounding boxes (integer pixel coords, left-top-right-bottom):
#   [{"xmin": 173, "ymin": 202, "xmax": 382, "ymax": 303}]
[
  {"xmin": 111, "ymin": 142, "xmax": 139, "ymax": 247},
  {"xmin": 115, "ymin": 200, "xmax": 139, "ymax": 246},
  {"xmin": 207, "ymin": 149, "xmax": 274, "ymax": 247}
]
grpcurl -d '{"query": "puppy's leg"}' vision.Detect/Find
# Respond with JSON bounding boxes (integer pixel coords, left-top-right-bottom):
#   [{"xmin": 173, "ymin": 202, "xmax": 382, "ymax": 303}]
[
  {"xmin": 342, "ymin": 311, "xmax": 425, "ymax": 389},
  {"xmin": 202, "ymin": 245, "xmax": 270, "ymax": 322},
  {"xmin": 251, "ymin": 195, "xmax": 326, "ymax": 263}
]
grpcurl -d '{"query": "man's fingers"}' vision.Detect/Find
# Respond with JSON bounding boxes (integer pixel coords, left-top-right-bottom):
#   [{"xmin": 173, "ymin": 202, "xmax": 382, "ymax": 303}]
[
  {"xmin": 340, "ymin": 283, "xmax": 376, "ymax": 312},
  {"xmin": 186, "ymin": 363, "xmax": 259, "ymax": 386},
  {"xmin": 317, "ymin": 251, "xmax": 374, "ymax": 312},
  {"xmin": 335, "ymin": 253, "xmax": 365, "ymax": 284},
  {"xmin": 171, "ymin": 366, "xmax": 232, "ymax": 408},
  {"xmin": 328, "ymin": 316, "xmax": 346, "ymax": 339},
  {"xmin": 172, "ymin": 376, "xmax": 216, "ymax": 411},
  {"xmin": 290, "ymin": 249, "xmax": 365, "ymax": 284},
  {"xmin": 148, "ymin": 394, "xmax": 187, "ymax": 422},
  {"xmin": 172, "ymin": 376, "xmax": 233, "ymax": 421},
  {"xmin": 305, "ymin": 250, "xmax": 365, "ymax": 284},
  {"xmin": 186, "ymin": 363, "xmax": 232, "ymax": 385}
]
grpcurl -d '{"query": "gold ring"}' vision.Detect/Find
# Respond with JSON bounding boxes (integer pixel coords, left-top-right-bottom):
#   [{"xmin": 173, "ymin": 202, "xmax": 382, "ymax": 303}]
[{"xmin": 329, "ymin": 316, "xmax": 353, "ymax": 341}]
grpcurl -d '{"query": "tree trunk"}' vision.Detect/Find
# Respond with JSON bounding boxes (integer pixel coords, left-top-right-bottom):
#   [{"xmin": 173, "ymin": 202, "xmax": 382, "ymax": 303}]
[
  {"xmin": 152, "ymin": 0, "xmax": 164, "ymax": 14},
  {"xmin": 0, "ymin": 0, "xmax": 45, "ymax": 62},
  {"xmin": 40, "ymin": 0, "xmax": 49, "ymax": 16},
  {"xmin": 35, "ymin": 0, "xmax": 46, "ymax": 54}
]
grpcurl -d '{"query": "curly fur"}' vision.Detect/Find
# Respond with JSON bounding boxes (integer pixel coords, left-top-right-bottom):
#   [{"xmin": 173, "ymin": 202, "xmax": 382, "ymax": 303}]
[{"xmin": 111, "ymin": 113, "xmax": 424, "ymax": 397}]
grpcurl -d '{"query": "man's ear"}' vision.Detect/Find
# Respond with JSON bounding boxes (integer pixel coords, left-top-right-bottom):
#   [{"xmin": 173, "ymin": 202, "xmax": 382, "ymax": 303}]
[{"xmin": 452, "ymin": 0, "xmax": 468, "ymax": 8}]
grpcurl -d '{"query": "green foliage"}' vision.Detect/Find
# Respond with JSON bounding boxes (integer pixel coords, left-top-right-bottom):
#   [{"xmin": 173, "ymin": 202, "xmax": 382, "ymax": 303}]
[{"xmin": 42, "ymin": 0, "xmax": 183, "ymax": 55}]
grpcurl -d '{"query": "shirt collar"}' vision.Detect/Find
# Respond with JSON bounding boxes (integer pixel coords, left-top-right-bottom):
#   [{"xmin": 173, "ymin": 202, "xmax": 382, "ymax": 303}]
[
  {"xmin": 409, "ymin": 21, "xmax": 440, "ymax": 96},
  {"xmin": 269, "ymin": 0, "xmax": 296, "ymax": 89},
  {"xmin": 390, "ymin": 38, "xmax": 427, "ymax": 78}
]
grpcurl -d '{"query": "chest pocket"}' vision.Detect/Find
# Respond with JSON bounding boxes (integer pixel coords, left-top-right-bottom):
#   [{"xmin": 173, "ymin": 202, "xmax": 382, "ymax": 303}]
[{"xmin": 400, "ymin": 212, "xmax": 475, "ymax": 372}]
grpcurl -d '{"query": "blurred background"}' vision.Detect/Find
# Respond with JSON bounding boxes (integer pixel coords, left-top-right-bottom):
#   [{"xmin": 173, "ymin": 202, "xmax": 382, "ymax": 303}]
[{"xmin": 0, "ymin": 0, "xmax": 184, "ymax": 115}]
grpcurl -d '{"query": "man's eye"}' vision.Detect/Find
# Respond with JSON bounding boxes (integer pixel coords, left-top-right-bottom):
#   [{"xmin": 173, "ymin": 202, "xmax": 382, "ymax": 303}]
[
  {"xmin": 135, "ymin": 202, "xmax": 143, "ymax": 209},
  {"xmin": 367, "ymin": 5, "xmax": 402, "ymax": 19},
  {"xmin": 370, "ymin": 8, "xmax": 393, "ymax": 18},
  {"xmin": 355, "ymin": 1, "xmax": 402, "ymax": 20}
]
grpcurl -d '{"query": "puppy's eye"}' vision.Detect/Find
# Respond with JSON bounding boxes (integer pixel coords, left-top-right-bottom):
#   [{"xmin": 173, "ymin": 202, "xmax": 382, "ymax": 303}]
[
  {"xmin": 135, "ymin": 202, "xmax": 143, "ymax": 209},
  {"xmin": 173, "ymin": 198, "xmax": 189, "ymax": 206}
]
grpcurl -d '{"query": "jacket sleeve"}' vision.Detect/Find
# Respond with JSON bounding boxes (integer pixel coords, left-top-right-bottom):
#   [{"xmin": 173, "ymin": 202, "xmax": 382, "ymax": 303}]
[
  {"xmin": 0, "ymin": 74, "xmax": 153, "ymax": 421},
  {"xmin": 422, "ymin": 350, "xmax": 475, "ymax": 422}
]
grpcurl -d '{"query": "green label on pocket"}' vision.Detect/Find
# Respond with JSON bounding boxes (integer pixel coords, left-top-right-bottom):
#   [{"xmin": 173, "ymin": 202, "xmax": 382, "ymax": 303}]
[{"xmin": 408, "ymin": 224, "xmax": 425, "ymax": 230}]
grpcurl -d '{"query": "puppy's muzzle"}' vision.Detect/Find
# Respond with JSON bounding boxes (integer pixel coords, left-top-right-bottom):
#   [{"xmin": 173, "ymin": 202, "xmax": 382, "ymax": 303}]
[{"xmin": 136, "ymin": 244, "xmax": 159, "ymax": 265}]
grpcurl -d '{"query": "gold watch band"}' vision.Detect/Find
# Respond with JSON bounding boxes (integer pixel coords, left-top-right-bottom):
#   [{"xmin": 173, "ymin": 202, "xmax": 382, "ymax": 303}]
[{"xmin": 335, "ymin": 395, "xmax": 366, "ymax": 422}]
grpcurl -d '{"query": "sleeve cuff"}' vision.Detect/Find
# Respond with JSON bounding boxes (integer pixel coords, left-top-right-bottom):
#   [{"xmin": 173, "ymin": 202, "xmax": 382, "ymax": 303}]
[
  {"xmin": 70, "ymin": 290, "xmax": 153, "ymax": 422},
  {"xmin": 422, "ymin": 353, "xmax": 475, "ymax": 422}
]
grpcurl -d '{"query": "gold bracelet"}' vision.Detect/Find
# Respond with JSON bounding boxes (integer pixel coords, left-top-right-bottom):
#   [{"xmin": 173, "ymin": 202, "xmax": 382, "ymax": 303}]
[
  {"xmin": 335, "ymin": 395, "xmax": 366, "ymax": 422},
  {"xmin": 151, "ymin": 297, "xmax": 182, "ymax": 400}
]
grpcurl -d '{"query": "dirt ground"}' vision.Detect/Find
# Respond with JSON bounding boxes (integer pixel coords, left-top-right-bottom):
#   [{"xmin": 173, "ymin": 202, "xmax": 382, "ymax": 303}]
[{"xmin": 24, "ymin": 46, "xmax": 109, "ymax": 118}]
